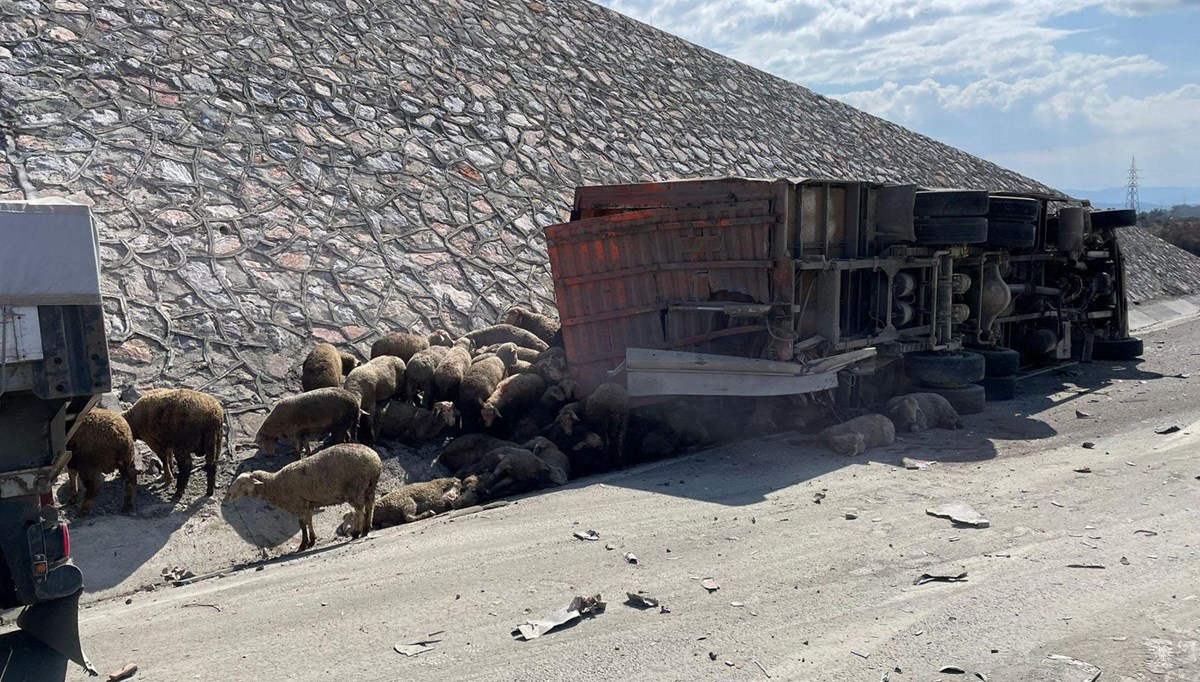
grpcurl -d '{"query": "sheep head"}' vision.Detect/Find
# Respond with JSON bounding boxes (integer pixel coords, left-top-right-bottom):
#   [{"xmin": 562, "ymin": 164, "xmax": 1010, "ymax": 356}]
[
  {"xmin": 556, "ymin": 403, "xmax": 581, "ymax": 435},
  {"xmin": 432, "ymin": 401, "xmax": 459, "ymax": 428},
  {"xmin": 496, "ymin": 343, "xmax": 519, "ymax": 369},
  {"xmin": 888, "ymin": 397, "xmax": 923, "ymax": 434},
  {"xmin": 456, "ymin": 476, "xmax": 480, "ymax": 508},
  {"xmin": 480, "ymin": 403, "xmax": 501, "ymax": 428},
  {"xmin": 572, "ymin": 432, "xmax": 604, "ymax": 452},
  {"xmin": 502, "ymin": 307, "xmax": 525, "ymax": 326},
  {"xmin": 523, "ymin": 436, "xmax": 555, "ymax": 454},
  {"xmin": 255, "ymin": 432, "xmax": 277, "ymax": 457},
  {"xmin": 227, "ymin": 471, "xmax": 268, "ymax": 501},
  {"xmin": 829, "ymin": 432, "xmax": 866, "ymax": 456},
  {"xmin": 557, "ymin": 379, "xmax": 580, "ymax": 400},
  {"xmin": 429, "ymin": 329, "xmax": 454, "ymax": 347}
]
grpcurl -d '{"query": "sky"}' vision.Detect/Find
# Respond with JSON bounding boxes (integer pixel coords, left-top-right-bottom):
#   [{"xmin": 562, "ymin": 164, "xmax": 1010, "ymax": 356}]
[{"xmin": 596, "ymin": 0, "xmax": 1200, "ymax": 192}]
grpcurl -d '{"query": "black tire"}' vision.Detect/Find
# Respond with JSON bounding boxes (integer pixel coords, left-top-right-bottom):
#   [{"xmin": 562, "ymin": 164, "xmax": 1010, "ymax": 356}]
[
  {"xmin": 987, "ymin": 196, "xmax": 1041, "ymax": 221},
  {"xmin": 914, "ymin": 190, "xmax": 989, "ymax": 217},
  {"xmin": 1092, "ymin": 336, "xmax": 1143, "ymax": 360},
  {"xmin": 913, "ymin": 217, "xmax": 988, "ymax": 245},
  {"xmin": 1088, "ymin": 209, "xmax": 1137, "ymax": 229},
  {"xmin": 921, "ymin": 383, "xmax": 987, "ymax": 415},
  {"xmin": 905, "ymin": 351, "xmax": 986, "ymax": 387},
  {"xmin": 977, "ymin": 376, "xmax": 1016, "ymax": 401},
  {"xmin": 986, "ymin": 219, "xmax": 1036, "ymax": 248},
  {"xmin": 968, "ymin": 345, "xmax": 1021, "ymax": 376}
]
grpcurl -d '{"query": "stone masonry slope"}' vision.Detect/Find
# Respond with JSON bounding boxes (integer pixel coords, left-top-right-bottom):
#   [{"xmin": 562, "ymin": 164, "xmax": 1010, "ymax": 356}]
[{"xmin": 0, "ymin": 0, "xmax": 1087, "ymax": 421}]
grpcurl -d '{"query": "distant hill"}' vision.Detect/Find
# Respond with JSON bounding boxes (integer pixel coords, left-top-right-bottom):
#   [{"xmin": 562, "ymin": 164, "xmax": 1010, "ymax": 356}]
[{"xmin": 1064, "ymin": 187, "xmax": 1200, "ymax": 211}]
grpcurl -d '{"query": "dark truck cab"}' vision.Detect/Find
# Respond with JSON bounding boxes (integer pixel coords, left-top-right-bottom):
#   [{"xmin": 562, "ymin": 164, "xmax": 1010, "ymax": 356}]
[
  {"xmin": 544, "ymin": 177, "xmax": 1140, "ymax": 411},
  {"xmin": 1, "ymin": 199, "xmax": 107, "ymax": 675}
]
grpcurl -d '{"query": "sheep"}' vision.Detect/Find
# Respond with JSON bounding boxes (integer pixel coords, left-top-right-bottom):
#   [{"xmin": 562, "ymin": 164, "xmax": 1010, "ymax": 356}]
[
  {"xmin": 509, "ymin": 382, "xmax": 574, "ymax": 442},
  {"xmin": 463, "ymin": 324, "xmax": 549, "ymax": 353},
  {"xmin": 531, "ymin": 347, "xmax": 570, "ymax": 384},
  {"xmin": 122, "ymin": 388, "xmax": 223, "ymax": 498},
  {"xmin": 480, "ymin": 373, "xmax": 546, "ymax": 431},
  {"xmin": 817, "ymin": 414, "xmax": 896, "ymax": 456},
  {"xmin": 404, "ymin": 345, "xmax": 452, "ymax": 407},
  {"xmin": 428, "ymin": 329, "xmax": 455, "ymax": 347},
  {"xmin": 350, "ymin": 476, "xmax": 480, "ymax": 530},
  {"xmin": 301, "ymin": 343, "xmax": 344, "ymax": 392},
  {"xmin": 523, "ymin": 436, "xmax": 570, "ymax": 479},
  {"xmin": 255, "ymin": 387, "xmax": 359, "ymax": 458},
  {"xmin": 227, "ymin": 443, "xmax": 382, "ymax": 552},
  {"xmin": 370, "ymin": 332, "xmax": 429, "ymax": 362},
  {"xmin": 457, "ymin": 355, "xmax": 507, "ymax": 431},
  {"xmin": 461, "ymin": 446, "xmax": 568, "ymax": 500},
  {"xmin": 343, "ymin": 356, "xmax": 406, "ymax": 440},
  {"xmin": 479, "ymin": 344, "xmax": 541, "ymax": 364},
  {"xmin": 885, "ymin": 392, "xmax": 964, "ymax": 433},
  {"xmin": 559, "ymin": 383, "xmax": 629, "ymax": 464},
  {"xmin": 437, "ymin": 433, "xmax": 518, "ymax": 475},
  {"xmin": 339, "ymin": 352, "xmax": 359, "ymax": 376},
  {"xmin": 66, "ymin": 408, "xmax": 137, "ymax": 515},
  {"xmin": 432, "ymin": 337, "xmax": 475, "ymax": 404},
  {"xmin": 377, "ymin": 400, "xmax": 459, "ymax": 442},
  {"xmin": 503, "ymin": 306, "xmax": 563, "ymax": 347}
]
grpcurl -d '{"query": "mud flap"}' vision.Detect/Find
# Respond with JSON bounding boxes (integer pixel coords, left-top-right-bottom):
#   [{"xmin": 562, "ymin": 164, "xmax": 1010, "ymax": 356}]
[{"xmin": 16, "ymin": 589, "xmax": 97, "ymax": 676}]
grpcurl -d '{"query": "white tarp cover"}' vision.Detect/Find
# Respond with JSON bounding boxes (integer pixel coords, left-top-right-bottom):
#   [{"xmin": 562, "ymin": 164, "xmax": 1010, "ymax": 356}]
[{"xmin": 0, "ymin": 199, "xmax": 101, "ymax": 306}]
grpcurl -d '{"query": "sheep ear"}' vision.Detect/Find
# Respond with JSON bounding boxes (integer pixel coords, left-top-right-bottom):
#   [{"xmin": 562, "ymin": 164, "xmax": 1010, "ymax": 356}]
[
  {"xmin": 569, "ymin": 411, "xmax": 580, "ymax": 422},
  {"xmin": 493, "ymin": 407, "xmax": 503, "ymax": 418}
]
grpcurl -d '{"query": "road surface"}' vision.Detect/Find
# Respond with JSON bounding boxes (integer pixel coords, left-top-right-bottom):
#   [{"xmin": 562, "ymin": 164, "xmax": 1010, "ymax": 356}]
[{"xmin": 37, "ymin": 321, "xmax": 1200, "ymax": 680}]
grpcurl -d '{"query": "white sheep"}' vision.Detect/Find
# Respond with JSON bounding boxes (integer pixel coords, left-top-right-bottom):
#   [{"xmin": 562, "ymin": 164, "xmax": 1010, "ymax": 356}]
[
  {"xmin": 255, "ymin": 387, "xmax": 360, "ymax": 458},
  {"xmin": 817, "ymin": 414, "xmax": 896, "ymax": 456}
]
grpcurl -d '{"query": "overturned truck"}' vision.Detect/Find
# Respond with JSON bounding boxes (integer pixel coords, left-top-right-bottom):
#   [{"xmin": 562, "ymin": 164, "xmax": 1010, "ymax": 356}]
[{"xmin": 544, "ymin": 177, "xmax": 1141, "ymax": 415}]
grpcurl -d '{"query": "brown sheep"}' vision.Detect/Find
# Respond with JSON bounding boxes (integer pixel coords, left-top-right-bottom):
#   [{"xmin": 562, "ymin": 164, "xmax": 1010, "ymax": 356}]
[
  {"xmin": 563, "ymin": 383, "xmax": 628, "ymax": 464},
  {"xmin": 66, "ymin": 408, "xmax": 137, "ymax": 515},
  {"xmin": 355, "ymin": 476, "xmax": 480, "ymax": 529},
  {"xmin": 532, "ymin": 347, "xmax": 570, "ymax": 384},
  {"xmin": 438, "ymin": 433, "xmax": 517, "ymax": 475},
  {"xmin": 478, "ymin": 344, "xmax": 541, "ymax": 364},
  {"xmin": 885, "ymin": 392, "xmax": 964, "ymax": 433},
  {"xmin": 463, "ymin": 324, "xmax": 549, "ymax": 353},
  {"xmin": 339, "ymin": 351, "xmax": 359, "ymax": 376},
  {"xmin": 344, "ymin": 356, "xmax": 406, "ymax": 440},
  {"xmin": 510, "ymin": 382, "xmax": 573, "ymax": 442},
  {"xmin": 123, "ymin": 388, "xmax": 223, "ymax": 499},
  {"xmin": 255, "ymin": 387, "xmax": 360, "ymax": 458},
  {"xmin": 461, "ymin": 446, "xmax": 568, "ymax": 500},
  {"xmin": 377, "ymin": 401, "xmax": 459, "ymax": 442},
  {"xmin": 404, "ymin": 345, "xmax": 452, "ymax": 407},
  {"xmin": 480, "ymin": 373, "xmax": 546, "ymax": 430},
  {"xmin": 227, "ymin": 443, "xmax": 382, "ymax": 552},
  {"xmin": 523, "ymin": 436, "xmax": 570, "ymax": 479},
  {"xmin": 370, "ymin": 332, "xmax": 428, "ymax": 362},
  {"xmin": 301, "ymin": 343, "xmax": 344, "ymax": 392},
  {"xmin": 432, "ymin": 337, "xmax": 475, "ymax": 403},
  {"xmin": 503, "ymin": 306, "xmax": 562, "ymax": 347},
  {"xmin": 818, "ymin": 414, "xmax": 896, "ymax": 456},
  {"xmin": 457, "ymin": 355, "xmax": 507, "ymax": 430}
]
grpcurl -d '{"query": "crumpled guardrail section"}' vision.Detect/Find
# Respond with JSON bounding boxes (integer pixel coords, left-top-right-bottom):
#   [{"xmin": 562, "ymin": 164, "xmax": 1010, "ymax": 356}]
[{"xmin": 0, "ymin": 0, "xmax": 1061, "ymax": 424}]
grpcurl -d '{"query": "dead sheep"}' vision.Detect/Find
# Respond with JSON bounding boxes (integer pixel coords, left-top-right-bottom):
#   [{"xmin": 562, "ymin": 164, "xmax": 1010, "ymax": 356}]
[
  {"xmin": 481, "ymin": 372, "xmax": 546, "ymax": 431},
  {"xmin": 255, "ymin": 387, "xmax": 359, "ymax": 458},
  {"xmin": 370, "ymin": 330, "xmax": 451, "ymax": 362},
  {"xmin": 531, "ymin": 347, "xmax": 570, "ymax": 384},
  {"xmin": 301, "ymin": 343, "xmax": 346, "ymax": 392},
  {"xmin": 885, "ymin": 392, "xmax": 964, "ymax": 433},
  {"xmin": 509, "ymin": 382, "xmax": 574, "ymax": 442},
  {"xmin": 457, "ymin": 355, "xmax": 507, "ymax": 430},
  {"xmin": 377, "ymin": 400, "xmax": 459, "ymax": 442},
  {"xmin": 123, "ymin": 388, "xmax": 224, "ymax": 498},
  {"xmin": 503, "ymin": 306, "xmax": 563, "ymax": 347},
  {"xmin": 66, "ymin": 408, "xmax": 137, "ymax": 515},
  {"xmin": 461, "ymin": 446, "xmax": 568, "ymax": 500},
  {"xmin": 818, "ymin": 414, "xmax": 896, "ymax": 456},
  {"xmin": 350, "ymin": 476, "xmax": 480, "ymax": 530},
  {"xmin": 438, "ymin": 433, "xmax": 518, "ymax": 475},
  {"xmin": 432, "ymin": 337, "xmax": 475, "ymax": 404},
  {"xmin": 561, "ymin": 383, "xmax": 628, "ymax": 464},
  {"xmin": 227, "ymin": 443, "xmax": 382, "ymax": 552},
  {"xmin": 343, "ymin": 356, "xmax": 406, "ymax": 439},
  {"xmin": 404, "ymin": 345, "xmax": 452, "ymax": 407},
  {"xmin": 478, "ymin": 344, "xmax": 541, "ymax": 364},
  {"xmin": 463, "ymin": 324, "xmax": 549, "ymax": 353},
  {"xmin": 523, "ymin": 436, "xmax": 570, "ymax": 479}
]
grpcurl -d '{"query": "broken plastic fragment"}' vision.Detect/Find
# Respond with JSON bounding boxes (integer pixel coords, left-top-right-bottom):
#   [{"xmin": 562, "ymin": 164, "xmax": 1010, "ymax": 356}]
[
  {"xmin": 902, "ymin": 457, "xmax": 934, "ymax": 470},
  {"xmin": 700, "ymin": 578, "xmax": 720, "ymax": 592},
  {"xmin": 926, "ymin": 503, "xmax": 990, "ymax": 528},
  {"xmin": 573, "ymin": 529, "xmax": 600, "ymax": 541},
  {"xmin": 914, "ymin": 572, "xmax": 968, "ymax": 585},
  {"xmin": 624, "ymin": 592, "xmax": 659, "ymax": 609},
  {"xmin": 513, "ymin": 594, "xmax": 606, "ymax": 640}
]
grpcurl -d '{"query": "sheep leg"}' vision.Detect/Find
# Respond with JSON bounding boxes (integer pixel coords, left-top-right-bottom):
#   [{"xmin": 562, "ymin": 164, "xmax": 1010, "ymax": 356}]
[
  {"xmin": 360, "ymin": 478, "xmax": 377, "ymax": 538},
  {"xmin": 203, "ymin": 429, "xmax": 220, "ymax": 496},
  {"xmin": 67, "ymin": 470, "xmax": 79, "ymax": 504},
  {"xmin": 119, "ymin": 461, "xmax": 137, "ymax": 513},
  {"xmin": 79, "ymin": 473, "xmax": 103, "ymax": 517},
  {"xmin": 288, "ymin": 433, "xmax": 304, "ymax": 459},
  {"xmin": 172, "ymin": 452, "xmax": 194, "ymax": 499},
  {"xmin": 156, "ymin": 447, "xmax": 175, "ymax": 488},
  {"xmin": 296, "ymin": 513, "xmax": 313, "ymax": 552}
]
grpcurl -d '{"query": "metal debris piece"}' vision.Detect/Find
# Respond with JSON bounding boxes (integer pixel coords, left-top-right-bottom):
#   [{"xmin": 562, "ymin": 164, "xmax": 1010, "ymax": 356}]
[
  {"xmin": 902, "ymin": 457, "xmax": 934, "ymax": 470},
  {"xmin": 623, "ymin": 552, "xmax": 638, "ymax": 565},
  {"xmin": 1075, "ymin": 410, "xmax": 1092, "ymax": 419},
  {"xmin": 845, "ymin": 511, "xmax": 858, "ymax": 520},
  {"xmin": 939, "ymin": 665, "xmax": 967, "ymax": 673},
  {"xmin": 813, "ymin": 492, "xmax": 826, "ymax": 504},
  {"xmin": 1050, "ymin": 501, "xmax": 1064, "ymax": 508},
  {"xmin": 926, "ymin": 503, "xmax": 990, "ymax": 528},
  {"xmin": 1066, "ymin": 563, "xmax": 1105, "ymax": 569},
  {"xmin": 851, "ymin": 650, "xmax": 869, "ymax": 659},
  {"xmin": 755, "ymin": 659, "xmax": 771, "ymax": 678},
  {"xmin": 1031, "ymin": 654, "xmax": 1102, "ymax": 681},
  {"xmin": 107, "ymin": 664, "xmax": 138, "ymax": 682},
  {"xmin": 1156, "ymin": 424, "xmax": 1181, "ymax": 435},
  {"xmin": 393, "ymin": 635, "xmax": 444, "ymax": 657},
  {"xmin": 624, "ymin": 592, "xmax": 659, "ymax": 609},
  {"xmin": 913, "ymin": 572, "xmax": 968, "ymax": 585},
  {"xmin": 1134, "ymin": 529, "xmax": 1158, "ymax": 536},
  {"xmin": 730, "ymin": 601, "xmax": 745, "ymax": 608},
  {"xmin": 1120, "ymin": 556, "xmax": 1130, "ymax": 565},
  {"xmin": 1081, "ymin": 442, "xmax": 1095, "ymax": 449},
  {"xmin": 700, "ymin": 578, "xmax": 720, "ymax": 592},
  {"xmin": 573, "ymin": 529, "xmax": 600, "ymax": 541},
  {"xmin": 1073, "ymin": 467, "xmax": 1092, "ymax": 473},
  {"xmin": 513, "ymin": 594, "xmax": 606, "ymax": 640}
]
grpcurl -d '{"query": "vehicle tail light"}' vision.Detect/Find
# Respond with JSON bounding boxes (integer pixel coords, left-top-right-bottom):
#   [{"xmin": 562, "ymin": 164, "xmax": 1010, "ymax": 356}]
[{"xmin": 60, "ymin": 523, "xmax": 70, "ymax": 560}]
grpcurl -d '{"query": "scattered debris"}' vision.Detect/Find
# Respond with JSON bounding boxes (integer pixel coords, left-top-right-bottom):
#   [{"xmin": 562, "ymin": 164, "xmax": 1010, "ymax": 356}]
[
  {"xmin": 1073, "ymin": 467, "xmax": 1092, "ymax": 473},
  {"xmin": 393, "ymin": 635, "xmax": 444, "ymax": 657},
  {"xmin": 845, "ymin": 511, "xmax": 858, "ymax": 520},
  {"xmin": 1176, "ymin": 373, "xmax": 1191, "ymax": 379},
  {"xmin": 1050, "ymin": 501, "xmax": 1064, "ymax": 508},
  {"xmin": 160, "ymin": 566, "xmax": 195, "ymax": 583},
  {"xmin": 754, "ymin": 659, "xmax": 771, "ymax": 678},
  {"xmin": 708, "ymin": 652, "xmax": 718, "ymax": 661},
  {"xmin": 813, "ymin": 492, "xmax": 826, "ymax": 504},
  {"xmin": 730, "ymin": 601, "xmax": 745, "ymax": 608},
  {"xmin": 1033, "ymin": 654, "xmax": 1102, "ymax": 681},
  {"xmin": 107, "ymin": 664, "xmax": 138, "ymax": 682},
  {"xmin": 926, "ymin": 503, "xmax": 990, "ymax": 528},
  {"xmin": 939, "ymin": 665, "xmax": 967, "ymax": 674},
  {"xmin": 623, "ymin": 552, "xmax": 639, "ymax": 565},
  {"xmin": 700, "ymin": 578, "xmax": 720, "ymax": 592},
  {"xmin": 624, "ymin": 592, "xmax": 659, "ymax": 609},
  {"xmin": 1120, "ymin": 556, "xmax": 1130, "ymax": 565},
  {"xmin": 1066, "ymin": 563, "xmax": 1105, "ymax": 569},
  {"xmin": 851, "ymin": 650, "xmax": 870, "ymax": 659},
  {"xmin": 902, "ymin": 457, "xmax": 935, "ymax": 470},
  {"xmin": 1081, "ymin": 442, "xmax": 1095, "ymax": 449},
  {"xmin": 1075, "ymin": 410, "xmax": 1092, "ymax": 419},
  {"xmin": 725, "ymin": 660, "xmax": 735, "ymax": 667},
  {"xmin": 513, "ymin": 594, "xmax": 606, "ymax": 640},
  {"xmin": 181, "ymin": 603, "xmax": 221, "ymax": 612},
  {"xmin": 605, "ymin": 543, "xmax": 615, "ymax": 551},
  {"xmin": 1134, "ymin": 529, "xmax": 1158, "ymax": 536},
  {"xmin": 573, "ymin": 529, "xmax": 600, "ymax": 541},
  {"xmin": 913, "ymin": 572, "xmax": 968, "ymax": 585},
  {"xmin": 1156, "ymin": 425, "xmax": 1181, "ymax": 435}
]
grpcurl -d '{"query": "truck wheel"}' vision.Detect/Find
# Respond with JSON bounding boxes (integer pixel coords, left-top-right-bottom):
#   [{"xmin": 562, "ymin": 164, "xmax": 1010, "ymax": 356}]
[
  {"xmin": 922, "ymin": 383, "xmax": 987, "ymax": 415},
  {"xmin": 914, "ymin": 190, "xmax": 989, "ymax": 217},
  {"xmin": 1092, "ymin": 336, "xmax": 1143, "ymax": 360},
  {"xmin": 976, "ymin": 376, "xmax": 1017, "ymax": 401},
  {"xmin": 904, "ymin": 351, "xmax": 986, "ymax": 387},
  {"xmin": 1088, "ymin": 209, "xmax": 1137, "ymax": 229},
  {"xmin": 913, "ymin": 217, "xmax": 988, "ymax": 245},
  {"xmin": 968, "ymin": 345, "xmax": 1021, "ymax": 376},
  {"xmin": 987, "ymin": 196, "xmax": 1041, "ymax": 221},
  {"xmin": 985, "ymin": 219, "xmax": 1036, "ymax": 248}
]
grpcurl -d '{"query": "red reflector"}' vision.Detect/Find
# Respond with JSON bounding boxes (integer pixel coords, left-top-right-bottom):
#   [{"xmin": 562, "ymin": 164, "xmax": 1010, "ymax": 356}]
[
  {"xmin": 33, "ymin": 562, "xmax": 47, "ymax": 576},
  {"xmin": 61, "ymin": 524, "xmax": 71, "ymax": 559}
]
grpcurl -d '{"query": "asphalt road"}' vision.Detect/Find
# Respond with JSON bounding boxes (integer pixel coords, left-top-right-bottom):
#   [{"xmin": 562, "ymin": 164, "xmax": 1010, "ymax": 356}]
[{"xmin": 35, "ymin": 320, "xmax": 1200, "ymax": 680}]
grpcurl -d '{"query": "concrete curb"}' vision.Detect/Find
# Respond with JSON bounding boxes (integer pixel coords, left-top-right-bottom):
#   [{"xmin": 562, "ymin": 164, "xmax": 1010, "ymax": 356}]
[{"xmin": 1128, "ymin": 295, "xmax": 1200, "ymax": 333}]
